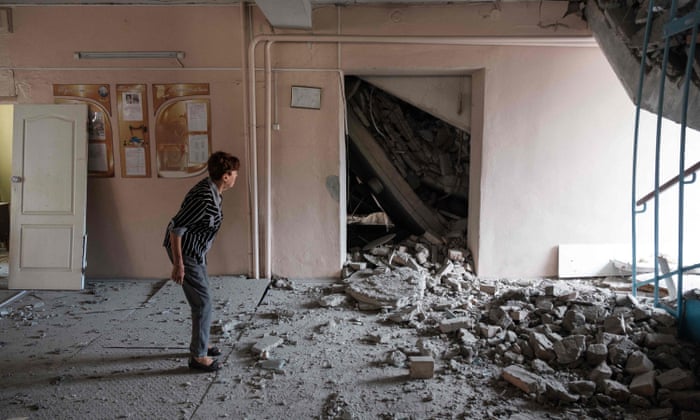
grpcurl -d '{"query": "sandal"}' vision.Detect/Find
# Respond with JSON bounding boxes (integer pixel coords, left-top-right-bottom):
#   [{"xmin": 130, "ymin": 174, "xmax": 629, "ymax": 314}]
[
  {"xmin": 207, "ymin": 346, "xmax": 222, "ymax": 357},
  {"xmin": 188, "ymin": 357, "xmax": 222, "ymax": 372}
]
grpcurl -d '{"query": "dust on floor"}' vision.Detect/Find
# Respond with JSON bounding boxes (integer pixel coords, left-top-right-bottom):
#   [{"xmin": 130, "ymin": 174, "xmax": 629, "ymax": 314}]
[{"xmin": 0, "ymin": 274, "xmax": 698, "ymax": 419}]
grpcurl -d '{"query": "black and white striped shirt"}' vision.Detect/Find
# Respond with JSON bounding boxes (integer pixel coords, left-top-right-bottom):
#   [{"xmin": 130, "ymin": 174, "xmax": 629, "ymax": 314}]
[{"xmin": 163, "ymin": 177, "xmax": 223, "ymax": 264}]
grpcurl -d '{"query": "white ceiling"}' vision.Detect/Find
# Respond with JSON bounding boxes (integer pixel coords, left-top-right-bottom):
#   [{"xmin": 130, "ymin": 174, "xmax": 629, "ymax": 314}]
[{"xmin": 2, "ymin": 0, "xmax": 559, "ymax": 30}]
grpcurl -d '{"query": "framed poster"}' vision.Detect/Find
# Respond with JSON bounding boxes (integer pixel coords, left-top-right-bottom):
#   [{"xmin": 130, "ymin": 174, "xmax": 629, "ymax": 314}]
[
  {"xmin": 54, "ymin": 84, "xmax": 115, "ymax": 177},
  {"xmin": 117, "ymin": 84, "xmax": 151, "ymax": 178},
  {"xmin": 153, "ymin": 83, "xmax": 211, "ymax": 178}
]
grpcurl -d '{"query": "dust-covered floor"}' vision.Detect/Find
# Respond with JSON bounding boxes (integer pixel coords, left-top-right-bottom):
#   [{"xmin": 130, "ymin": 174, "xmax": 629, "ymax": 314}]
[{"xmin": 0, "ymin": 275, "xmax": 698, "ymax": 420}]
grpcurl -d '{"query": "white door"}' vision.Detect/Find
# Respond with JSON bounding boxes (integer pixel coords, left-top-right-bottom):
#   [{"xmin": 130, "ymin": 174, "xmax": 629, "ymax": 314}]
[{"xmin": 9, "ymin": 104, "xmax": 88, "ymax": 290}]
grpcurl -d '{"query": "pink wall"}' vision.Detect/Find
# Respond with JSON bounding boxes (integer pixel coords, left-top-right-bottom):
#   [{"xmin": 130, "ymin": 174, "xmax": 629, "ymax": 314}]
[
  {"xmin": 3, "ymin": 6, "xmax": 251, "ymax": 278},
  {"xmin": 2, "ymin": 3, "xmax": 637, "ymax": 279}
]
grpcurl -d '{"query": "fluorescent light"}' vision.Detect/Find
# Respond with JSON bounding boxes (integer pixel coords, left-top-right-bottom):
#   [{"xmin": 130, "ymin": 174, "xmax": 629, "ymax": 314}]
[{"xmin": 74, "ymin": 51, "xmax": 185, "ymax": 60}]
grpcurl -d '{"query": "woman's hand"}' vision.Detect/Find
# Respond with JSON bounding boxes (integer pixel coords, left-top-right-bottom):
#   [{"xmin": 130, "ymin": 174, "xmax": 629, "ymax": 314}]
[{"xmin": 171, "ymin": 263, "xmax": 185, "ymax": 285}]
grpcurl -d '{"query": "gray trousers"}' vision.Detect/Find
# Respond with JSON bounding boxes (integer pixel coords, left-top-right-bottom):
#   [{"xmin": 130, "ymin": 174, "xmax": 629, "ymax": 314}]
[{"xmin": 168, "ymin": 251, "xmax": 212, "ymax": 358}]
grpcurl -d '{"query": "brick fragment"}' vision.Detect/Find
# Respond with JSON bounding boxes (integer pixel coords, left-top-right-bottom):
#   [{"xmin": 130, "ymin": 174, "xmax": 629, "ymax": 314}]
[
  {"xmin": 502, "ymin": 365, "xmax": 545, "ymax": 394},
  {"xmin": 439, "ymin": 316, "xmax": 472, "ymax": 333},
  {"xmin": 630, "ymin": 371, "xmax": 656, "ymax": 397},
  {"xmin": 409, "ymin": 356, "xmax": 434, "ymax": 379}
]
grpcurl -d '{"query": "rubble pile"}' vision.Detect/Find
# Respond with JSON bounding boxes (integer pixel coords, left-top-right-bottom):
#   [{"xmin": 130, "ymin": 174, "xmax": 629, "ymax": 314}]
[
  {"xmin": 347, "ymin": 78, "xmax": 470, "ymax": 206},
  {"xmin": 341, "ymin": 237, "xmax": 700, "ymax": 418}
]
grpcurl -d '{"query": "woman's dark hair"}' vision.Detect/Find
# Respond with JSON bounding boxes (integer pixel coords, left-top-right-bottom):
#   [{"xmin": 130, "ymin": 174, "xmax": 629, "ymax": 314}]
[{"xmin": 207, "ymin": 151, "xmax": 240, "ymax": 181}]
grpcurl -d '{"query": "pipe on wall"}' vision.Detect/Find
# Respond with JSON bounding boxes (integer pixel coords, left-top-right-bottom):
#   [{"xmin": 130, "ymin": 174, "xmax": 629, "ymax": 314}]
[{"xmin": 247, "ymin": 34, "xmax": 597, "ymax": 280}]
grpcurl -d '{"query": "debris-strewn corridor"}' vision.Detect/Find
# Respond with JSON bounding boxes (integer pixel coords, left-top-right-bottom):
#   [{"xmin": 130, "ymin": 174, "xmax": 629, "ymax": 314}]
[{"xmin": 2, "ymin": 242, "xmax": 700, "ymax": 420}]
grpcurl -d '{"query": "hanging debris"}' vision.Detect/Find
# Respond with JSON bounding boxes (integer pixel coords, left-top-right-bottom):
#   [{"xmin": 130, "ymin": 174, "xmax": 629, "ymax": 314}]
[{"xmin": 346, "ymin": 77, "xmax": 470, "ymax": 258}]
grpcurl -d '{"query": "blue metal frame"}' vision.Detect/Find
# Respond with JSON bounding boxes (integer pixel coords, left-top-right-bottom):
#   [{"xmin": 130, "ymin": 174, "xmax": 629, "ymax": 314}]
[{"xmin": 632, "ymin": 0, "xmax": 700, "ymax": 322}]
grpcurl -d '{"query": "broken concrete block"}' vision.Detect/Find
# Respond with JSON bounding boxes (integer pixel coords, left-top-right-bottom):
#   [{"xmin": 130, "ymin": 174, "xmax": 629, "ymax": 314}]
[
  {"xmin": 568, "ymin": 380, "xmax": 596, "ymax": 398},
  {"xmin": 644, "ymin": 333, "xmax": 677, "ymax": 348},
  {"xmin": 409, "ymin": 356, "xmax": 434, "ymax": 379},
  {"xmin": 347, "ymin": 262, "xmax": 367, "ymax": 271},
  {"xmin": 442, "ymin": 275, "xmax": 462, "ymax": 292},
  {"xmin": 544, "ymin": 283, "xmax": 570, "ymax": 298},
  {"xmin": 589, "ymin": 362, "xmax": 613, "ymax": 383},
  {"xmin": 586, "ymin": 343, "xmax": 608, "ymax": 366},
  {"xmin": 561, "ymin": 309, "xmax": 586, "ymax": 331},
  {"xmin": 528, "ymin": 331, "xmax": 555, "ymax": 361},
  {"xmin": 258, "ymin": 359, "xmax": 286, "ymax": 373},
  {"xmin": 479, "ymin": 323, "xmax": 502, "ymax": 339},
  {"xmin": 447, "ymin": 249, "xmax": 464, "ymax": 262},
  {"xmin": 553, "ymin": 334, "xmax": 586, "ymax": 365},
  {"xmin": 625, "ymin": 350, "xmax": 654, "ymax": 375},
  {"xmin": 544, "ymin": 378, "xmax": 580, "ymax": 403},
  {"xmin": 458, "ymin": 329, "xmax": 479, "ymax": 346},
  {"xmin": 345, "ymin": 267, "xmax": 426, "ymax": 309},
  {"xmin": 630, "ymin": 371, "xmax": 656, "ymax": 397},
  {"xmin": 318, "ymin": 294, "xmax": 348, "ymax": 308},
  {"xmin": 651, "ymin": 308, "xmax": 676, "ymax": 327},
  {"xmin": 439, "ymin": 316, "xmax": 472, "ymax": 333},
  {"xmin": 510, "ymin": 309, "xmax": 529, "ymax": 322},
  {"xmin": 531, "ymin": 359, "xmax": 555, "ymax": 374},
  {"xmin": 656, "ymin": 368, "xmax": 695, "ymax": 390},
  {"xmin": 370, "ymin": 246, "xmax": 392, "ymax": 257},
  {"xmin": 603, "ymin": 314, "xmax": 627, "ymax": 335},
  {"xmin": 502, "ymin": 365, "xmax": 545, "ymax": 394},
  {"xmin": 535, "ymin": 297, "xmax": 554, "ymax": 311},
  {"xmin": 416, "ymin": 339, "xmax": 440, "ymax": 358},
  {"xmin": 480, "ymin": 282, "xmax": 497, "ymax": 295},
  {"xmin": 608, "ymin": 337, "xmax": 639, "ymax": 365},
  {"xmin": 488, "ymin": 307, "xmax": 513, "ymax": 330},
  {"xmin": 435, "ymin": 261, "xmax": 453, "ymax": 279},
  {"xmin": 366, "ymin": 332, "xmax": 390, "ymax": 344},
  {"xmin": 603, "ymin": 379, "xmax": 631, "ymax": 402},
  {"xmin": 252, "ymin": 336, "xmax": 284, "ymax": 355}
]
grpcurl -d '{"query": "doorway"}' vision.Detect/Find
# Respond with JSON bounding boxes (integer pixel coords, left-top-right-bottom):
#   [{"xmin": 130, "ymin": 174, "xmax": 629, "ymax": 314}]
[
  {"xmin": 344, "ymin": 75, "xmax": 471, "ymax": 264},
  {"xmin": 0, "ymin": 104, "xmax": 12, "ymax": 290}
]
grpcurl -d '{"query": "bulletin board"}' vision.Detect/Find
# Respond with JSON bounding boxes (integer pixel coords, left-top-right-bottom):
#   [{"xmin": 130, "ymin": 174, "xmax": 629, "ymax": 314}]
[
  {"xmin": 117, "ymin": 84, "xmax": 151, "ymax": 178},
  {"xmin": 153, "ymin": 83, "xmax": 211, "ymax": 178},
  {"xmin": 53, "ymin": 84, "xmax": 115, "ymax": 177}
]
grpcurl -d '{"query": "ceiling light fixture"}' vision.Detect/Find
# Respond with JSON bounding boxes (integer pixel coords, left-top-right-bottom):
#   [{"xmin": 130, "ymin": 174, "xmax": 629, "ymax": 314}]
[{"xmin": 74, "ymin": 51, "xmax": 185, "ymax": 60}]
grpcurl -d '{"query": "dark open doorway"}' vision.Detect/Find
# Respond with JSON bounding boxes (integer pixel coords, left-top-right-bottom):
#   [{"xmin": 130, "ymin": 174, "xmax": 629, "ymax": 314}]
[{"xmin": 345, "ymin": 76, "xmax": 470, "ymax": 260}]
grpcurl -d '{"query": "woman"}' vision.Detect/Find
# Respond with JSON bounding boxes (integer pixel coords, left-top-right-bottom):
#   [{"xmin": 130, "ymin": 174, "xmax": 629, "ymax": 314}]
[{"xmin": 163, "ymin": 151, "xmax": 240, "ymax": 372}]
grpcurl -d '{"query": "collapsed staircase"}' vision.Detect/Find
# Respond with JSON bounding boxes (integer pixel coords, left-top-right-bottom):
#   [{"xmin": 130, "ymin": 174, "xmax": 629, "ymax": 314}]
[{"xmin": 586, "ymin": 0, "xmax": 700, "ymax": 131}]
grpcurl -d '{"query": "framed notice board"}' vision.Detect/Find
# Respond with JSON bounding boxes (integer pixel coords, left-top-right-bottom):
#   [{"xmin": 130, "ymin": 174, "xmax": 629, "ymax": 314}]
[
  {"xmin": 53, "ymin": 84, "xmax": 115, "ymax": 177},
  {"xmin": 117, "ymin": 84, "xmax": 151, "ymax": 178},
  {"xmin": 153, "ymin": 83, "xmax": 211, "ymax": 178}
]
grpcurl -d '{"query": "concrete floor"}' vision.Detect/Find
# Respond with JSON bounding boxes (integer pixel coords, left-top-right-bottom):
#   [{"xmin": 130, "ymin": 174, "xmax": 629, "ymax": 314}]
[
  {"xmin": 0, "ymin": 272, "xmax": 574, "ymax": 420},
  {"xmin": 0, "ymin": 275, "xmax": 271, "ymax": 419},
  {"xmin": 2, "ymin": 259, "xmax": 683, "ymax": 419}
]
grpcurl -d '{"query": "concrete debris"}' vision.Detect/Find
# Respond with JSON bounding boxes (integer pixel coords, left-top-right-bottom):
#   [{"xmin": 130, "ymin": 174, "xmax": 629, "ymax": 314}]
[
  {"xmin": 318, "ymin": 294, "xmax": 349, "ymax": 308},
  {"xmin": 345, "ymin": 267, "xmax": 425, "ymax": 309},
  {"xmin": 251, "ymin": 336, "xmax": 284, "ymax": 355},
  {"xmin": 409, "ymin": 356, "xmax": 434, "ymax": 379},
  {"xmin": 341, "ymin": 233, "xmax": 700, "ymax": 415}
]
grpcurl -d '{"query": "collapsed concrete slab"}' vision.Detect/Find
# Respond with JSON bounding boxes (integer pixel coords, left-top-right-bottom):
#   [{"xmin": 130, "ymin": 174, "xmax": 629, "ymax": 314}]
[{"xmin": 344, "ymin": 267, "xmax": 426, "ymax": 309}]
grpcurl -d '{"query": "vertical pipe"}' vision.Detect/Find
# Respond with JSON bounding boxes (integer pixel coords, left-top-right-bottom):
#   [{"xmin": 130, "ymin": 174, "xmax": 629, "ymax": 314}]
[
  {"xmin": 265, "ymin": 41, "xmax": 273, "ymax": 281},
  {"xmin": 632, "ymin": 0, "xmax": 657, "ymax": 297},
  {"xmin": 248, "ymin": 37, "xmax": 262, "ymax": 280},
  {"xmin": 240, "ymin": 1, "xmax": 254, "ymax": 278}
]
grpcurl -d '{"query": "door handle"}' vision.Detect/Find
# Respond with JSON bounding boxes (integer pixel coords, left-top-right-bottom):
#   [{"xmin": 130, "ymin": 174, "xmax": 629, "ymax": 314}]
[{"xmin": 10, "ymin": 176, "xmax": 22, "ymax": 183}]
